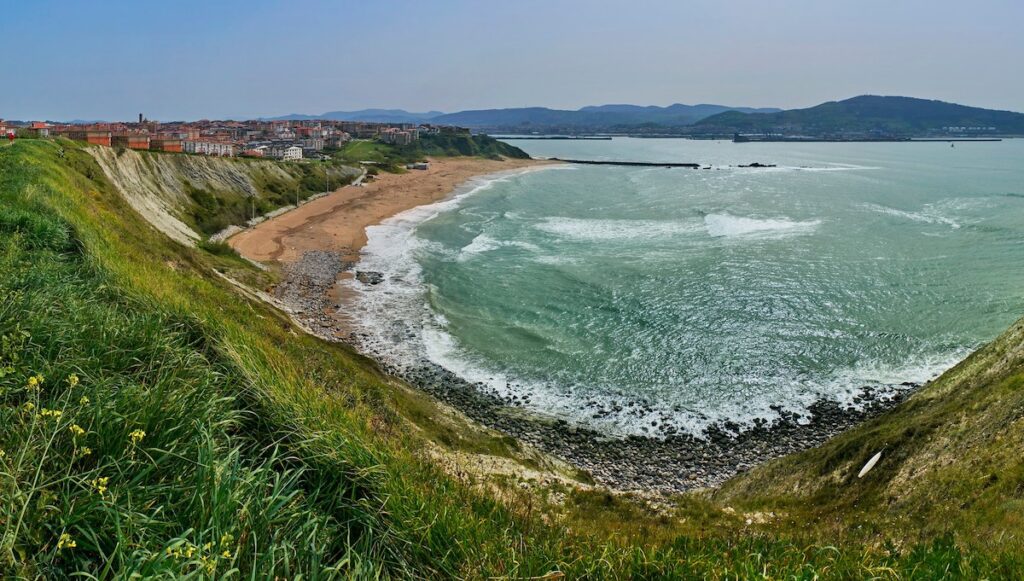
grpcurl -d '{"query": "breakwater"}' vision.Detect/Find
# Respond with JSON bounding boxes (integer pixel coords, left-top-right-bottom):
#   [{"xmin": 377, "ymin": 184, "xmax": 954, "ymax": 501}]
[{"xmin": 551, "ymin": 158, "xmax": 700, "ymax": 168}]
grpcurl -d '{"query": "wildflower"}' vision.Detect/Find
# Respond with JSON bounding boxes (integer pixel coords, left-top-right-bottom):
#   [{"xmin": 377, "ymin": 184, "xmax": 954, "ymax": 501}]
[
  {"xmin": 0, "ymin": 448, "xmax": 6, "ymax": 460},
  {"xmin": 90, "ymin": 476, "xmax": 109, "ymax": 496},
  {"xmin": 22, "ymin": 402, "xmax": 34, "ymax": 412},
  {"xmin": 219, "ymin": 532, "xmax": 234, "ymax": 548},
  {"xmin": 69, "ymin": 424, "xmax": 86, "ymax": 437},
  {"xmin": 38, "ymin": 408, "xmax": 63, "ymax": 420},
  {"xmin": 129, "ymin": 429, "xmax": 146, "ymax": 445},
  {"xmin": 202, "ymin": 541, "xmax": 212, "ymax": 551},
  {"xmin": 57, "ymin": 532, "xmax": 76, "ymax": 550},
  {"xmin": 67, "ymin": 373, "xmax": 79, "ymax": 387},
  {"xmin": 26, "ymin": 373, "xmax": 44, "ymax": 390},
  {"xmin": 78, "ymin": 447, "xmax": 92, "ymax": 457},
  {"xmin": 79, "ymin": 395, "xmax": 90, "ymax": 405},
  {"xmin": 221, "ymin": 549, "xmax": 232, "ymax": 559}
]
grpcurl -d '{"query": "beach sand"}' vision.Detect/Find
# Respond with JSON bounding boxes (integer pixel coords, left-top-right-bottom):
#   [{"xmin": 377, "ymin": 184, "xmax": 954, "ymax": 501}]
[{"xmin": 229, "ymin": 156, "xmax": 554, "ymax": 265}]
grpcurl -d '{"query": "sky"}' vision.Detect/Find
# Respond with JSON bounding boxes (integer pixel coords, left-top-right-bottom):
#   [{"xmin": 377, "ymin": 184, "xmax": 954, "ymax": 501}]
[{"xmin": 2, "ymin": 0, "xmax": 1023, "ymax": 121}]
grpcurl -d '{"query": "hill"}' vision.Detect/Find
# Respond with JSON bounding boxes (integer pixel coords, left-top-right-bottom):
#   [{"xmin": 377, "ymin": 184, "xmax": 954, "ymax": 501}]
[
  {"xmin": 263, "ymin": 103, "xmax": 781, "ymax": 130},
  {"xmin": 430, "ymin": 103, "xmax": 780, "ymax": 131},
  {"xmin": 2, "ymin": 137, "xmax": 1023, "ymax": 577},
  {"xmin": 694, "ymin": 95, "xmax": 1024, "ymax": 136},
  {"xmin": 267, "ymin": 109, "xmax": 444, "ymax": 123}
]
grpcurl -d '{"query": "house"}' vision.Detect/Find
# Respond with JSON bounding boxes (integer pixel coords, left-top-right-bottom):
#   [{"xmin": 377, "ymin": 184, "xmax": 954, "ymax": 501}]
[
  {"xmin": 111, "ymin": 134, "xmax": 151, "ymax": 150},
  {"xmin": 149, "ymin": 137, "xmax": 183, "ymax": 153},
  {"xmin": 30, "ymin": 122, "xmax": 52, "ymax": 137},
  {"xmin": 242, "ymin": 145, "xmax": 268, "ymax": 157},
  {"xmin": 60, "ymin": 130, "xmax": 113, "ymax": 147}
]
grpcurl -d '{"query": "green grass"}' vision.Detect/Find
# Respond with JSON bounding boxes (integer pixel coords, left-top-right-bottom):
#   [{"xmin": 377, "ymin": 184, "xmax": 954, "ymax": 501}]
[
  {"xmin": 1, "ymin": 138, "xmax": 1023, "ymax": 578},
  {"xmin": 333, "ymin": 134, "xmax": 530, "ymax": 172}
]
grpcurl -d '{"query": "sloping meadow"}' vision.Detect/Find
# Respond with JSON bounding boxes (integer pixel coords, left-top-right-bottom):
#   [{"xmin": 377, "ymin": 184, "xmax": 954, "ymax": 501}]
[{"xmin": 0, "ymin": 138, "xmax": 1020, "ymax": 578}]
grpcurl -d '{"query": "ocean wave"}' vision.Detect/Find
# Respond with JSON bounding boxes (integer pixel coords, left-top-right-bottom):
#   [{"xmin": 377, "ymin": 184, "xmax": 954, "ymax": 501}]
[
  {"xmin": 861, "ymin": 203, "xmax": 961, "ymax": 229},
  {"xmin": 457, "ymin": 233, "xmax": 540, "ymax": 262},
  {"xmin": 535, "ymin": 217, "xmax": 701, "ymax": 241},
  {"xmin": 703, "ymin": 213, "xmax": 821, "ymax": 238}
]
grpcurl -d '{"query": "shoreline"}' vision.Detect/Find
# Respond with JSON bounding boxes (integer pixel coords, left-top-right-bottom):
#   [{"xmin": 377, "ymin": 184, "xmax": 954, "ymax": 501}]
[
  {"xmin": 229, "ymin": 156, "xmax": 555, "ymax": 265},
  {"xmin": 231, "ymin": 155, "xmax": 926, "ymax": 493}
]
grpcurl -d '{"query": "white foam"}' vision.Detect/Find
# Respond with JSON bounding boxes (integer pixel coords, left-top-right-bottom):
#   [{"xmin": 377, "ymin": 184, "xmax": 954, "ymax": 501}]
[
  {"xmin": 457, "ymin": 233, "xmax": 540, "ymax": 262},
  {"xmin": 704, "ymin": 213, "xmax": 821, "ymax": 239},
  {"xmin": 535, "ymin": 217, "xmax": 701, "ymax": 241},
  {"xmin": 861, "ymin": 203, "xmax": 961, "ymax": 229}
]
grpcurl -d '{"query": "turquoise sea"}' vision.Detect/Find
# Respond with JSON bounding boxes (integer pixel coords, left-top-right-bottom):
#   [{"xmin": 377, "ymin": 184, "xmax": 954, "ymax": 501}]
[{"xmin": 344, "ymin": 138, "xmax": 1024, "ymax": 437}]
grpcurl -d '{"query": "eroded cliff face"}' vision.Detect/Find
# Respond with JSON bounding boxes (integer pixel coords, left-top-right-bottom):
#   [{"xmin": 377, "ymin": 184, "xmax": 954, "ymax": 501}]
[{"xmin": 88, "ymin": 146, "xmax": 357, "ymax": 245}]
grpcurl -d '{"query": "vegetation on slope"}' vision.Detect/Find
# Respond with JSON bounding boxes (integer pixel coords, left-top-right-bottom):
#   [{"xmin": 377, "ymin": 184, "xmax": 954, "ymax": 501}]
[
  {"xmin": 90, "ymin": 146, "xmax": 361, "ymax": 238},
  {"xmin": 694, "ymin": 95, "xmax": 1024, "ymax": 136},
  {"xmin": 1, "ymin": 138, "xmax": 1022, "ymax": 578},
  {"xmin": 332, "ymin": 133, "xmax": 529, "ymax": 171}
]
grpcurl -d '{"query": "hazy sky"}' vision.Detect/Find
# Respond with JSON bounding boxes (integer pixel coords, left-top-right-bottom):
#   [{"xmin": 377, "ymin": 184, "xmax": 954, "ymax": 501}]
[{"xmin": 3, "ymin": 0, "xmax": 1022, "ymax": 120}]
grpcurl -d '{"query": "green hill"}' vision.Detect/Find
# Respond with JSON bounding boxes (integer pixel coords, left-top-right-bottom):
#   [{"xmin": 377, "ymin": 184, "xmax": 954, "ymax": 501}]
[
  {"xmin": 695, "ymin": 95, "xmax": 1024, "ymax": 136},
  {"xmin": 2, "ymin": 137, "xmax": 1024, "ymax": 577}
]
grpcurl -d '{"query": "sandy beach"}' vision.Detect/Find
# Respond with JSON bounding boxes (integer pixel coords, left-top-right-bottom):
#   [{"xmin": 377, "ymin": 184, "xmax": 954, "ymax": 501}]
[{"xmin": 230, "ymin": 156, "xmax": 554, "ymax": 265}]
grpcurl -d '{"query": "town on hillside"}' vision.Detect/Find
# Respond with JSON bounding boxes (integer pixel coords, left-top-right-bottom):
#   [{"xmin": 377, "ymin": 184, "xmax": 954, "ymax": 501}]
[{"xmin": 0, "ymin": 115, "xmax": 470, "ymax": 160}]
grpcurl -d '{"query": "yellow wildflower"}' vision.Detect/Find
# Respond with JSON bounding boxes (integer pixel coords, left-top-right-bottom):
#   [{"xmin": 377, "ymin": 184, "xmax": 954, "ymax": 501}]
[
  {"xmin": 78, "ymin": 447, "xmax": 92, "ymax": 457},
  {"xmin": 0, "ymin": 448, "xmax": 6, "ymax": 460},
  {"xmin": 67, "ymin": 373, "xmax": 79, "ymax": 387},
  {"xmin": 39, "ymin": 408, "xmax": 63, "ymax": 419},
  {"xmin": 57, "ymin": 532, "xmax": 76, "ymax": 550},
  {"xmin": 221, "ymin": 549, "xmax": 232, "ymax": 559},
  {"xmin": 90, "ymin": 476, "xmax": 109, "ymax": 496},
  {"xmin": 129, "ymin": 429, "xmax": 146, "ymax": 445},
  {"xmin": 26, "ymin": 373, "xmax": 44, "ymax": 390},
  {"xmin": 69, "ymin": 424, "xmax": 86, "ymax": 437},
  {"xmin": 202, "ymin": 541, "xmax": 212, "ymax": 551},
  {"xmin": 22, "ymin": 402, "xmax": 34, "ymax": 412},
  {"xmin": 79, "ymin": 395, "xmax": 90, "ymax": 405}
]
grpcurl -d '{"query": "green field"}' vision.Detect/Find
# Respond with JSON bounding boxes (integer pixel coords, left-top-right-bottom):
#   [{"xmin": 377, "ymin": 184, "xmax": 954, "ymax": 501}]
[{"xmin": 1, "ymin": 138, "xmax": 1023, "ymax": 578}]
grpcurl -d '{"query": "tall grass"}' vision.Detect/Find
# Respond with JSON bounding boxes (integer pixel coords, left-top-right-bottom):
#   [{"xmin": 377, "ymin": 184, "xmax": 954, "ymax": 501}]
[{"xmin": 1, "ymin": 138, "xmax": 1021, "ymax": 578}]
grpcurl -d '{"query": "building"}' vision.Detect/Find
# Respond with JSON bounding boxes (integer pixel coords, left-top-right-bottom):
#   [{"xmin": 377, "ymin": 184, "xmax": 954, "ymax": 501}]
[
  {"xmin": 378, "ymin": 127, "xmax": 415, "ymax": 146},
  {"xmin": 183, "ymin": 140, "xmax": 236, "ymax": 156},
  {"xmin": 268, "ymin": 144, "xmax": 302, "ymax": 161},
  {"xmin": 242, "ymin": 145, "xmax": 267, "ymax": 157},
  {"xmin": 149, "ymin": 137, "xmax": 183, "ymax": 153},
  {"xmin": 30, "ymin": 122, "xmax": 52, "ymax": 137},
  {"xmin": 60, "ymin": 130, "xmax": 113, "ymax": 147},
  {"xmin": 111, "ymin": 134, "xmax": 151, "ymax": 150},
  {"xmin": 300, "ymin": 137, "xmax": 325, "ymax": 151}
]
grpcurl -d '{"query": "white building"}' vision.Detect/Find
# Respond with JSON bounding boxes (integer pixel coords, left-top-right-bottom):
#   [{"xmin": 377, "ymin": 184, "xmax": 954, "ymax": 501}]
[
  {"xmin": 183, "ymin": 140, "xmax": 236, "ymax": 157},
  {"xmin": 268, "ymin": 144, "xmax": 303, "ymax": 161},
  {"xmin": 282, "ymin": 145, "xmax": 303, "ymax": 161}
]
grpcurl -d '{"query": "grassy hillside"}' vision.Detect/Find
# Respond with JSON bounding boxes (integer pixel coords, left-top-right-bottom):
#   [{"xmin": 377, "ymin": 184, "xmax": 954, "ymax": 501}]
[
  {"xmin": 333, "ymin": 134, "xmax": 529, "ymax": 170},
  {"xmin": 716, "ymin": 314, "xmax": 1024, "ymax": 547},
  {"xmin": 1, "ymin": 138, "xmax": 1023, "ymax": 577},
  {"xmin": 695, "ymin": 95, "xmax": 1024, "ymax": 136}
]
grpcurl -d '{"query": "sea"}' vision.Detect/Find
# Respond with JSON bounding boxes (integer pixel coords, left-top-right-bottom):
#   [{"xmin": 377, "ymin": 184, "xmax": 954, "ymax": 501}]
[{"xmin": 342, "ymin": 137, "xmax": 1024, "ymax": 438}]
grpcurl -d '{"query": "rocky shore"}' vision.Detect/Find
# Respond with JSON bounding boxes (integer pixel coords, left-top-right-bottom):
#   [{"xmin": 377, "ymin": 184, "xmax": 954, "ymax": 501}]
[{"xmin": 277, "ymin": 250, "xmax": 918, "ymax": 493}]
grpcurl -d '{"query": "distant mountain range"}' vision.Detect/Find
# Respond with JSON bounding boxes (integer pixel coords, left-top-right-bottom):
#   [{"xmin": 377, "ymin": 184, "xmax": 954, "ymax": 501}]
[
  {"xmin": 266, "ymin": 109, "xmax": 444, "ymax": 124},
  {"xmin": 264, "ymin": 103, "xmax": 781, "ymax": 129},
  {"xmin": 693, "ymin": 95, "xmax": 1024, "ymax": 136}
]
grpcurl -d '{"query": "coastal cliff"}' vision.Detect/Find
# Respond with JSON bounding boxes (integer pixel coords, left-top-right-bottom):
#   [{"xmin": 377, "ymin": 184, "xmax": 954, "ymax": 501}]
[
  {"xmin": 88, "ymin": 146, "xmax": 360, "ymax": 244},
  {"xmin": 2, "ymin": 137, "xmax": 1022, "ymax": 577}
]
